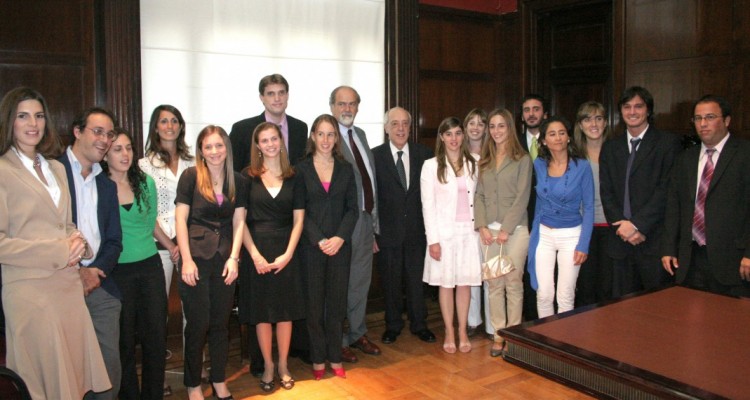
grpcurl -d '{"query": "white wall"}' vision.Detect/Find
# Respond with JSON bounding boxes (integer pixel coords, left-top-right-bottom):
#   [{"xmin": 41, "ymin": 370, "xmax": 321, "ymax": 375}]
[{"xmin": 140, "ymin": 0, "xmax": 386, "ymax": 153}]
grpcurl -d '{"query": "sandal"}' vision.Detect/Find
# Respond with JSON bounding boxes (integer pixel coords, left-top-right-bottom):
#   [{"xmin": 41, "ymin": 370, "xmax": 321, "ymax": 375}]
[
  {"xmin": 279, "ymin": 376, "xmax": 295, "ymax": 390},
  {"xmin": 259, "ymin": 379, "xmax": 275, "ymax": 393},
  {"xmin": 442, "ymin": 342, "xmax": 457, "ymax": 354},
  {"xmin": 459, "ymin": 342, "xmax": 472, "ymax": 353}
]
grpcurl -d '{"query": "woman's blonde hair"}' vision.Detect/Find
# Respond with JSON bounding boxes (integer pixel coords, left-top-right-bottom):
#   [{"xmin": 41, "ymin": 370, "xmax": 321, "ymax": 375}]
[
  {"xmin": 478, "ymin": 108, "xmax": 526, "ymax": 174},
  {"xmin": 195, "ymin": 125, "xmax": 236, "ymax": 203}
]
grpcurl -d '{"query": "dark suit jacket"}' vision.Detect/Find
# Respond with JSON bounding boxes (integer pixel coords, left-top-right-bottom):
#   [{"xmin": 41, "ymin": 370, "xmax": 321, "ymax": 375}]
[
  {"xmin": 661, "ymin": 135, "xmax": 750, "ymax": 286},
  {"xmin": 599, "ymin": 126, "xmax": 681, "ymax": 257},
  {"xmin": 297, "ymin": 157, "xmax": 359, "ymax": 247},
  {"xmin": 517, "ymin": 130, "xmax": 536, "ymax": 226},
  {"xmin": 174, "ymin": 167, "xmax": 247, "ymax": 260},
  {"xmin": 229, "ymin": 112, "xmax": 308, "ymax": 171},
  {"xmin": 372, "ymin": 141, "xmax": 432, "ymax": 249},
  {"xmin": 58, "ymin": 152, "xmax": 123, "ymax": 298}
]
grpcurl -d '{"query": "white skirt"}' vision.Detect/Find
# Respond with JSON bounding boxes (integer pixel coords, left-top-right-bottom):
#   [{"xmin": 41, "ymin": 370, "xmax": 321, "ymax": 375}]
[{"xmin": 423, "ymin": 221, "xmax": 482, "ymax": 288}]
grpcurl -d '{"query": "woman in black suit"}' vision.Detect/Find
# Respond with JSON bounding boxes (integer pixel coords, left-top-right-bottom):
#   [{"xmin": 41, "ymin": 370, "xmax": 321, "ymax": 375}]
[
  {"xmin": 175, "ymin": 125, "xmax": 246, "ymax": 400},
  {"xmin": 297, "ymin": 114, "xmax": 358, "ymax": 380}
]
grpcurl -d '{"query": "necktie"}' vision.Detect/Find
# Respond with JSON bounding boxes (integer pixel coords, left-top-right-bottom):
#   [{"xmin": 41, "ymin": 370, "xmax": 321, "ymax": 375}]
[
  {"xmin": 348, "ymin": 129, "xmax": 374, "ymax": 213},
  {"xmin": 396, "ymin": 150, "xmax": 407, "ymax": 190},
  {"xmin": 623, "ymin": 137, "xmax": 642, "ymax": 219},
  {"xmin": 692, "ymin": 148, "xmax": 716, "ymax": 246},
  {"xmin": 530, "ymin": 137, "xmax": 539, "ymax": 160}
]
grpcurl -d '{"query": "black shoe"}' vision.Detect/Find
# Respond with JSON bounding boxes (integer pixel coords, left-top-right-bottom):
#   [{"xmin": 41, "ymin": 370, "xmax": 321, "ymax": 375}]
[
  {"xmin": 381, "ymin": 330, "xmax": 400, "ymax": 344},
  {"xmin": 250, "ymin": 365, "xmax": 264, "ymax": 378},
  {"xmin": 467, "ymin": 325, "xmax": 480, "ymax": 338},
  {"xmin": 413, "ymin": 329, "xmax": 436, "ymax": 343}
]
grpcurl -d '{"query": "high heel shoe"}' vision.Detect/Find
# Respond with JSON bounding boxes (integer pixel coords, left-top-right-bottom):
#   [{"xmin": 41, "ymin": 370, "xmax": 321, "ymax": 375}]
[
  {"xmin": 210, "ymin": 382, "xmax": 234, "ymax": 400},
  {"xmin": 312, "ymin": 368, "xmax": 325, "ymax": 380},
  {"xmin": 331, "ymin": 366, "xmax": 346, "ymax": 379}
]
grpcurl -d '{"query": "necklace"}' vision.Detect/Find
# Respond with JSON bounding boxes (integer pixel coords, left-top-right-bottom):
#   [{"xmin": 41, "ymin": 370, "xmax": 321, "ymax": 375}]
[{"xmin": 33, "ymin": 154, "xmax": 41, "ymax": 168}]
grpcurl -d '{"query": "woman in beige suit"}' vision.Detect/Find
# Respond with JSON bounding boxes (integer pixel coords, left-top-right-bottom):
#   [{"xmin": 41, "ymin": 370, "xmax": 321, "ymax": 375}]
[
  {"xmin": 0, "ymin": 87, "xmax": 110, "ymax": 399},
  {"xmin": 474, "ymin": 108, "xmax": 532, "ymax": 357}
]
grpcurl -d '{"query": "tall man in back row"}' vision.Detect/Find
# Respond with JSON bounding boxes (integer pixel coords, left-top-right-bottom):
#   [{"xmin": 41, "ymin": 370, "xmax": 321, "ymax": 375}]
[
  {"xmin": 599, "ymin": 86, "xmax": 681, "ymax": 298},
  {"xmin": 229, "ymin": 73, "xmax": 310, "ymax": 375},
  {"xmin": 661, "ymin": 95, "xmax": 750, "ymax": 296},
  {"xmin": 330, "ymin": 86, "xmax": 382, "ymax": 363},
  {"xmin": 373, "ymin": 107, "xmax": 436, "ymax": 344}
]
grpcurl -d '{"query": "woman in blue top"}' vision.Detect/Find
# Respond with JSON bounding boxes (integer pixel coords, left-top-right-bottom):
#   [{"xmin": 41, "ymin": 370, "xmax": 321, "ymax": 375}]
[{"xmin": 528, "ymin": 116, "xmax": 594, "ymax": 318}]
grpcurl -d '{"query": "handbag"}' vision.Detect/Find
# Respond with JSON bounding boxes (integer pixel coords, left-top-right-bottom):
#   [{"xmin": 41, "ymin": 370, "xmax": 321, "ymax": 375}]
[{"xmin": 482, "ymin": 241, "xmax": 515, "ymax": 281}]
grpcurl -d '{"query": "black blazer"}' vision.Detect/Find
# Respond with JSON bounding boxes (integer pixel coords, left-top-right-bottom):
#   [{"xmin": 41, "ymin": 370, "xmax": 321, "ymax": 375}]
[
  {"xmin": 599, "ymin": 126, "xmax": 681, "ymax": 257},
  {"xmin": 297, "ymin": 156, "xmax": 359, "ymax": 247},
  {"xmin": 517, "ymin": 130, "xmax": 536, "ymax": 226},
  {"xmin": 175, "ymin": 167, "xmax": 247, "ymax": 260},
  {"xmin": 58, "ymin": 152, "xmax": 123, "ymax": 298},
  {"xmin": 372, "ymin": 141, "xmax": 432, "ymax": 248},
  {"xmin": 229, "ymin": 112, "xmax": 308, "ymax": 171},
  {"xmin": 661, "ymin": 135, "xmax": 750, "ymax": 286}
]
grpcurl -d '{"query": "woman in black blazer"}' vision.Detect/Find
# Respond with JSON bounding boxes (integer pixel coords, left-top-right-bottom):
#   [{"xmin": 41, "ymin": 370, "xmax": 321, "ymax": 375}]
[
  {"xmin": 297, "ymin": 114, "xmax": 358, "ymax": 380},
  {"xmin": 175, "ymin": 125, "xmax": 246, "ymax": 400}
]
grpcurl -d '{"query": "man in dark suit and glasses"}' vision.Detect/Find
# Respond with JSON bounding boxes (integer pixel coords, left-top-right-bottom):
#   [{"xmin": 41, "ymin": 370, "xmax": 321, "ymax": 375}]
[
  {"xmin": 661, "ymin": 95, "xmax": 750, "ymax": 296},
  {"xmin": 600, "ymin": 86, "xmax": 681, "ymax": 298},
  {"xmin": 372, "ymin": 107, "xmax": 436, "ymax": 344}
]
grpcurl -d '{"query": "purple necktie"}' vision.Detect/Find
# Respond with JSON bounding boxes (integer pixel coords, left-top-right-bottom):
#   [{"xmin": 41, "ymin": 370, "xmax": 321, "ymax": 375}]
[{"xmin": 692, "ymin": 148, "xmax": 716, "ymax": 246}]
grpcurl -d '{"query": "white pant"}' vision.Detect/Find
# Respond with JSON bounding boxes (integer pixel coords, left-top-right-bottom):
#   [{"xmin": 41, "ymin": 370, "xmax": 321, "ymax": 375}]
[
  {"xmin": 535, "ymin": 224, "xmax": 582, "ymax": 318},
  {"xmin": 468, "ymin": 285, "xmax": 492, "ymax": 332}
]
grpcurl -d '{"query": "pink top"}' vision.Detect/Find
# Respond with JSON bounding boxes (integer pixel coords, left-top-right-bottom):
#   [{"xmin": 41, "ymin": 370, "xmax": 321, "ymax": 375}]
[
  {"xmin": 321, "ymin": 182, "xmax": 331, "ymax": 193},
  {"xmin": 216, "ymin": 193, "xmax": 224, "ymax": 206},
  {"xmin": 455, "ymin": 175, "xmax": 471, "ymax": 222}
]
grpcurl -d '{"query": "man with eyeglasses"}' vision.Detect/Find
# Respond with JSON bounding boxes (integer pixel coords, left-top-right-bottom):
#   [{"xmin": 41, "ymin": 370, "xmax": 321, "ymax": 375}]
[
  {"xmin": 599, "ymin": 86, "xmax": 681, "ymax": 298},
  {"xmin": 661, "ymin": 95, "xmax": 750, "ymax": 297},
  {"xmin": 58, "ymin": 107, "xmax": 123, "ymax": 400}
]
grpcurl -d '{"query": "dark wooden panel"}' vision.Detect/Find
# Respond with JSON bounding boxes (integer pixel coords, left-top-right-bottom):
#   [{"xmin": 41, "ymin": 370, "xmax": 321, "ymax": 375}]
[
  {"xmin": 0, "ymin": 0, "xmax": 86, "ymax": 56},
  {"xmin": 0, "ymin": 64, "xmax": 87, "ymax": 140},
  {"xmin": 622, "ymin": 0, "xmax": 747, "ymax": 139},
  {"xmin": 419, "ymin": 12, "xmax": 496, "ymax": 74},
  {"xmin": 531, "ymin": 0, "xmax": 613, "ymax": 118}
]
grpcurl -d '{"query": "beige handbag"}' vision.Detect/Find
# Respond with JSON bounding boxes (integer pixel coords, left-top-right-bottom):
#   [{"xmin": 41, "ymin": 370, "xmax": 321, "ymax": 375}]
[{"xmin": 482, "ymin": 242, "xmax": 515, "ymax": 281}]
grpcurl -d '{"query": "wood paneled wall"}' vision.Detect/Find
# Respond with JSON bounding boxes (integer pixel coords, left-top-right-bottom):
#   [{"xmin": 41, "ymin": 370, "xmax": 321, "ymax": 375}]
[
  {"xmin": 0, "ymin": 0, "xmax": 142, "ymax": 150},
  {"xmin": 418, "ymin": 6, "xmax": 519, "ymax": 148},
  {"xmin": 617, "ymin": 0, "xmax": 749, "ymax": 138}
]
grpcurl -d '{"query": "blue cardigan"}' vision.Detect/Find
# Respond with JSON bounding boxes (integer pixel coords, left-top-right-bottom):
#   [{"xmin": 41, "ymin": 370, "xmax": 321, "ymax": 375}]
[{"xmin": 528, "ymin": 157, "xmax": 594, "ymax": 290}]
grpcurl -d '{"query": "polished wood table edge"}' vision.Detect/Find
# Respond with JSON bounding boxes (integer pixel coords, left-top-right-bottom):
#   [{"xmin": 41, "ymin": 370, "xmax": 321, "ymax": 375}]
[{"xmin": 499, "ymin": 285, "xmax": 731, "ymax": 400}]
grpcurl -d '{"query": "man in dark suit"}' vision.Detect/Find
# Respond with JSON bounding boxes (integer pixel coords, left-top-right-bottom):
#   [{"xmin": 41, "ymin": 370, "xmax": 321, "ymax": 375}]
[
  {"xmin": 518, "ymin": 94, "xmax": 548, "ymax": 321},
  {"xmin": 229, "ymin": 73, "xmax": 311, "ymax": 374},
  {"xmin": 331, "ymin": 85, "xmax": 381, "ymax": 363},
  {"xmin": 372, "ymin": 107, "xmax": 436, "ymax": 344},
  {"xmin": 229, "ymin": 73, "xmax": 308, "ymax": 170},
  {"xmin": 661, "ymin": 95, "xmax": 750, "ymax": 296},
  {"xmin": 59, "ymin": 107, "xmax": 123, "ymax": 400},
  {"xmin": 600, "ymin": 86, "xmax": 681, "ymax": 298}
]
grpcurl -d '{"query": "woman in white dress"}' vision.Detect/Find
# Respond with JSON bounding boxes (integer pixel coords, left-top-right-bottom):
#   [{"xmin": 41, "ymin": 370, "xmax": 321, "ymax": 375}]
[{"xmin": 421, "ymin": 116, "xmax": 481, "ymax": 354}]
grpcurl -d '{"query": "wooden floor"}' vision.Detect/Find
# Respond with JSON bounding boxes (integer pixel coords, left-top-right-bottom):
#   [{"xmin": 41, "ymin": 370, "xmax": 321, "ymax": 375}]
[{"xmin": 163, "ymin": 299, "xmax": 593, "ymax": 399}]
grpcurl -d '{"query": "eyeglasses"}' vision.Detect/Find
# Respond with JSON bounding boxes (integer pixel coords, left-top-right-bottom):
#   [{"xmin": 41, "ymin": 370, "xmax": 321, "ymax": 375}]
[
  {"xmin": 85, "ymin": 127, "xmax": 116, "ymax": 140},
  {"xmin": 691, "ymin": 114, "xmax": 722, "ymax": 123}
]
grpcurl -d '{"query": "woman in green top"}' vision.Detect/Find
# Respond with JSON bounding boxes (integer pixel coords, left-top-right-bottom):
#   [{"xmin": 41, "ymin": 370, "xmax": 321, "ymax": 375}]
[{"xmin": 103, "ymin": 128, "xmax": 175, "ymax": 399}]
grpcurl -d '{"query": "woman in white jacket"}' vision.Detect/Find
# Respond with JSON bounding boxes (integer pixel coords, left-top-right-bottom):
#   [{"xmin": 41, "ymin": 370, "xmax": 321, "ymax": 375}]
[{"xmin": 421, "ymin": 117, "xmax": 481, "ymax": 354}]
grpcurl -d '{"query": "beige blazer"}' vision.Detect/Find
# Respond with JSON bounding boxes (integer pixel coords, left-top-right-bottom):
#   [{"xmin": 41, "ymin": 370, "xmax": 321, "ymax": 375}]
[
  {"xmin": 474, "ymin": 154, "xmax": 532, "ymax": 231},
  {"xmin": 0, "ymin": 150, "xmax": 77, "ymax": 284}
]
